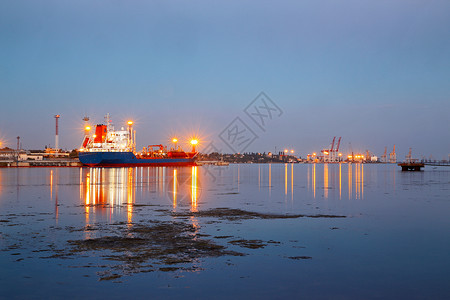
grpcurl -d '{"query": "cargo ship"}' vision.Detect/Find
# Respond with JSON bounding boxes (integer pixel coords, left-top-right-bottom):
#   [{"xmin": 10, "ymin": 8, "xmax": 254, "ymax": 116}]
[{"xmin": 78, "ymin": 114, "xmax": 198, "ymax": 167}]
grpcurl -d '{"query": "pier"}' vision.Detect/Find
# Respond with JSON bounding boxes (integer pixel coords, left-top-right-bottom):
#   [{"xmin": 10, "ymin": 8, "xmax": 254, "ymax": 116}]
[{"xmin": 0, "ymin": 160, "xmax": 82, "ymax": 168}]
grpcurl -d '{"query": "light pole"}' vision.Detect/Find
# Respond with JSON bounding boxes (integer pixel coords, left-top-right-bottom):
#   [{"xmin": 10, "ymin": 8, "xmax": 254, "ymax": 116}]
[
  {"xmin": 190, "ymin": 139, "xmax": 198, "ymax": 153},
  {"xmin": 172, "ymin": 138, "xmax": 178, "ymax": 150},
  {"xmin": 127, "ymin": 121, "xmax": 134, "ymax": 151}
]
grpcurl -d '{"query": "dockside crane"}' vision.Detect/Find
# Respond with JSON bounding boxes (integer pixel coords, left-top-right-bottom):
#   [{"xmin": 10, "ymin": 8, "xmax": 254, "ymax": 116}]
[
  {"xmin": 320, "ymin": 136, "xmax": 342, "ymax": 162},
  {"xmin": 348, "ymin": 142, "xmax": 354, "ymax": 162},
  {"xmin": 334, "ymin": 137, "xmax": 342, "ymax": 162},
  {"xmin": 389, "ymin": 145, "xmax": 396, "ymax": 163},
  {"xmin": 406, "ymin": 147, "xmax": 412, "ymax": 163},
  {"xmin": 381, "ymin": 147, "xmax": 387, "ymax": 163},
  {"xmin": 321, "ymin": 136, "xmax": 335, "ymax": 162},
  {"xmin": 329, "ymin": 136, "xmax": 336, "ymax": 162},
  {"xmin": 330, "ymin": 137, "xmax": 336, "ymax": 155},
  {"xmin": 365, "ymin": 150, "xmax": 373, "ymax": 162}
]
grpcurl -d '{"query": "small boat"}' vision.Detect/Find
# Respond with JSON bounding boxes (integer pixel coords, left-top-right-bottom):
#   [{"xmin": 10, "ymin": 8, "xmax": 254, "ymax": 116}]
[{"xmin": 78, "ymin": 114, "xmax": 198, "ymax": 167}]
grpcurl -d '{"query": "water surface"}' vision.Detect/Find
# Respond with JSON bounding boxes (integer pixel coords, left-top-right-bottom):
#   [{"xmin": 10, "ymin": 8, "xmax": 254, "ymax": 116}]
[{"xmin": 0, "ymin": 164, "xmax": 449, "ymax": 299}]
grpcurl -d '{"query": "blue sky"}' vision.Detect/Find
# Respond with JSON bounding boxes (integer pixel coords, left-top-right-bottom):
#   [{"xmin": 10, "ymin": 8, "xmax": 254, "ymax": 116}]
[{"xmin": 1, "ymin": 0, "xmax": 449, "ymax": 159}]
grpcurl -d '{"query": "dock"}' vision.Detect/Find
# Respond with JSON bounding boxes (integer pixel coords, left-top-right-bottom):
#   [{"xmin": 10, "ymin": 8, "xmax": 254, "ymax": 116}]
[
  {"xmin": 0, "ymin": 160, "xmax": 82, "ymax": 168},
  {"xmin": 196, "ymin": 160, "xmax": 230, "ymax": 166}
]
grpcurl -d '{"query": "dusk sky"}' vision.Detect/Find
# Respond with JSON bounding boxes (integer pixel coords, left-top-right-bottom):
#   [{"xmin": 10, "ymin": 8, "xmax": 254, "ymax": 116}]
[{"xmin": 1, "ymin": 0, "xmax": 449, "ymax": 159}]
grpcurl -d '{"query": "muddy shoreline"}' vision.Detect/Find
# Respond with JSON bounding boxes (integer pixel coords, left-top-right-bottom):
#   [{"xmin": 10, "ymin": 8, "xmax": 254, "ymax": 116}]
[{"xmin": 1, "ymin": 207, "xmax": 346, "ymax": 281}]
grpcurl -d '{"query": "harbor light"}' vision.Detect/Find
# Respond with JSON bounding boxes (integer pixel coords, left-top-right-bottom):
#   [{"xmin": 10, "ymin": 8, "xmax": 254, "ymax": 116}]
[
  {"xmin": 85, "ymin": 126, "xmax": 91, "ymax": 131},
  {"xmin": 172, "ymin": 138, "xmax": 178, "ymax": 150},
  {"xmin": 313, "ymin": 152, "xmax": 316, "ymax": 156},
  {"xmin": 190, "ymin": 139, "xmax": 198, "ymax": 152},
  {"xmin": 290, "ymin": 150, "xmax": 294, "ymax": 153},
  {"xmin": 127, "ymin": 121, "xmax": 133, "ymax": 126},
  {"xmin": 284, "ymin": 149, "xmax": 288, "ymax": 153}
]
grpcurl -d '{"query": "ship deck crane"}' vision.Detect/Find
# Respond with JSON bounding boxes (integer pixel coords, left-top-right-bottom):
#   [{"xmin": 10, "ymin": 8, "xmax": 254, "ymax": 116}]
[{"xmin": 148, "ymin": 144, "xmax": 165, "ymax": 151}]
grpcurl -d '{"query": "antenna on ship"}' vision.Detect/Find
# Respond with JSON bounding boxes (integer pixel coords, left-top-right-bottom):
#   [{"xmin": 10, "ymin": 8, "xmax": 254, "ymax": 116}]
[{"xmin": 103, "ymin": 113, "xmax": 115, "ymax": 135}]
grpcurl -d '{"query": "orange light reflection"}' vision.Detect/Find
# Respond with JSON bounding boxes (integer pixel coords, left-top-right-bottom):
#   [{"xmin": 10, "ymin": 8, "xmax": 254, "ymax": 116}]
[
  {"xmin": 54, "ymin": 169, "xmax": 59, "ymax": 223},
  {"xmin": 127, "ymin": 168, "xmax": 133, "ymax": 225},
  {"xmin": 81, "ymin": 168, "xmax": 134, "ymax": 227},
  {"xmin": 313, "ymin": 164, "xmax": 316, "ymax": 199},
  {"xmin": 268, "ymin": 164, "xmax": 272, "ymax": 196},
  {"xmin": 173, "ymin": 169, "xmax": 177, "ymax": 209},
  {"xmin": 50, "ymin": 170, "xmax": 53, "ymax": 200},
  {"xmin": 355, "ymin": 164, "xmax": 359, "ymax": 199},
  {"xmin": 85, "ymin": 172, "xmax": 91, "ymax": 225},
  {"xmin": 324, "ymin": 164, "xmax": 328, "ymax": 199},
  {"xmin": 284, "ymin": 163, "xmax": 288, "ymax": 195},
  {"xmin": 191, "ymin": 166, "xmax": 198, "ymax": 211},
  {"xmin": 291, "ymin": 163, "xmax": 294, "ymax": 201},
  {"xmin": 348, "ymin": 163, "xmax": 352, "ymax": 200},
  {"xmin": 361, "ymin": 164, "xmax": 364, "ymax": 199},
  {"xmin": 339, "ymin": 163, "xmax": 342, "ymax": 200}
]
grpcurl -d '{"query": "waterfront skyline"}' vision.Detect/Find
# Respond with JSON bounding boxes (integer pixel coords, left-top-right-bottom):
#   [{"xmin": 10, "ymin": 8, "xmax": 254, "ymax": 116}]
[{"xmin": 1, "ymin": 1, "xmax": 449, "ymax": 159}]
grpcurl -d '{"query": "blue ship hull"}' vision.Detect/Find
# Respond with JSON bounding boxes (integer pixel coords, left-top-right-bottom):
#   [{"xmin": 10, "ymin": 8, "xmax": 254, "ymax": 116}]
[{"xmin": 78, "ymin": 152, "xmax": 196, "ymax": 167}]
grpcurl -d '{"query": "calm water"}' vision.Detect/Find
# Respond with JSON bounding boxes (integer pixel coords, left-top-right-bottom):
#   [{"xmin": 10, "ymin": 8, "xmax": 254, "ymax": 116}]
[{"xmin": 0, "ymin": 164, "xmax": 449, "ymax": 299}]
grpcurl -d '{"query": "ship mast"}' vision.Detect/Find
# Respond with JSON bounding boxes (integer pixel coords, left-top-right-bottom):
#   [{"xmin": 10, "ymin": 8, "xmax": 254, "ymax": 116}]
[{"xmin": 105, "ymin": 113, "xmax": 114, "ymax": 133}]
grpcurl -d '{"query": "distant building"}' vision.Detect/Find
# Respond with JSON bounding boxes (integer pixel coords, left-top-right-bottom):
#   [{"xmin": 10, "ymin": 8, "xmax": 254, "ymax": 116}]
[
  {"xmin": 0, "ymin": 148, "xmax": 16, "ymax": 160},
  {"xmin": 0, "ymin": 148, "xmax": 44, "ymax": 161}
]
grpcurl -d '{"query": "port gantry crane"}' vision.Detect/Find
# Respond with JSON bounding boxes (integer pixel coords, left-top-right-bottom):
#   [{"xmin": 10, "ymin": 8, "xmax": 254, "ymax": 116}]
[
  {"xmin": 389, "ymin": 145, "xmax": 396, "ymax": 163},
  {"xmin": 381, "ymin": 147, "xmax": 387, "ymax": 163},
  {"xmin": 334, "ymin": 137, "xmax": 341, "ymax": 162},
  {"xmin": 321, "ymin": 136, "xmax": 342, "ymax": 162},
  {"xmin": 329, "ymin": 137, "xmax": 336, "ymax": 162},
  {"xmin": 321, "ymin": 137, "xmax": 334, "ymax": 162}
]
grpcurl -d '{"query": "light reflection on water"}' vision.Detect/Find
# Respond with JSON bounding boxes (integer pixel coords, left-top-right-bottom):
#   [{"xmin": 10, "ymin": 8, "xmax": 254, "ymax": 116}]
[
  {"xmin": 75, "ymin": 163, "xmax": 374, "ymax": 217},
  {"xmin": 304, "ymin": 163, "xmax": 366, "ymax": 202},
  {"xmin": 305, "ymin": 163, "xmax": 366, "ymax": 201},
  {"xmin": 77, "ymin": 166, "xmax": 202, "ymax": 225},
  {"xmin": 191, "ymin": 166, "xmax": 198, "ymax": 211},
  {"xmin": 173, "ymin": 168, "xmax": 177, "ymax": 208},
  {"xmin": 0, "ymin": 163, "xmax": 404, "ymax": 222}
]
